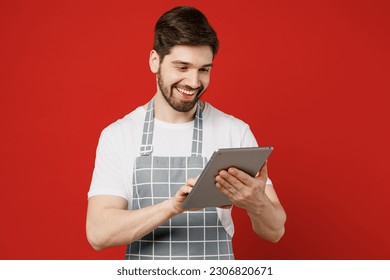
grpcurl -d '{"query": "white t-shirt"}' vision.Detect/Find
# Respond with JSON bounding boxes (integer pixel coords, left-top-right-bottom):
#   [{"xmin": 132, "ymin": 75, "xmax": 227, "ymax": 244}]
[{"xmin": 88, "ymin": 102, "xmax": 271, "ymax": 237}]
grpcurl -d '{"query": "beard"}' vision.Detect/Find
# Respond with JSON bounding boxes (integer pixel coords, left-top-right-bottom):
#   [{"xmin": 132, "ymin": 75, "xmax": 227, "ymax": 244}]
[{"xmin": 157, "ymin": 70, "xmax": 204, "ymax": 113}]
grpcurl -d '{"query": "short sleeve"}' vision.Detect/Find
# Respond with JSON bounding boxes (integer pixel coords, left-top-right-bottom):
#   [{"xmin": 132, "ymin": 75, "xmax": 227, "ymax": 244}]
[
  {"xmin": 241, "ymin": 124, "xmax": 258, "ymax": 147},
  {"xmin": 88, "ymin": 128, "xmax": 128, "ymax": 199}
]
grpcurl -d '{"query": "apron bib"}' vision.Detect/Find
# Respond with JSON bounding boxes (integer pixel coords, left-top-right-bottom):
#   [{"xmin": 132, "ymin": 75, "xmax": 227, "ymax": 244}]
[{"xmin": 125, "ymin": 99, "xmax": 234, "ymax": 260}]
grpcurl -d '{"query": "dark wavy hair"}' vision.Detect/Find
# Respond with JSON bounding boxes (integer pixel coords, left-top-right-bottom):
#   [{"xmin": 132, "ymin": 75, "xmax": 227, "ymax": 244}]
[{"xmin": 153, "ymin": 6, "xmax": 219, "ymax": 61}]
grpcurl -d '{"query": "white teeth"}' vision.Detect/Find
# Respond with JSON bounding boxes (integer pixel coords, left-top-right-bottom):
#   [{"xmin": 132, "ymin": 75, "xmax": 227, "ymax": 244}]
[{"xmin": 176, "ymin": 87, "xmax": 196, "ymax": 95}]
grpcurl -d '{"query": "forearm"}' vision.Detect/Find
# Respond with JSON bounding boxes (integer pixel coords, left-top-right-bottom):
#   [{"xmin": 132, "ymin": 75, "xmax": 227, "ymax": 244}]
[
  {"xmin": 246, "ymin": 195, "xmax": 286, "ymax": 242},
  {"xmin": 87, "ymin": 199, "xmax": 178, "ymax": 250}
]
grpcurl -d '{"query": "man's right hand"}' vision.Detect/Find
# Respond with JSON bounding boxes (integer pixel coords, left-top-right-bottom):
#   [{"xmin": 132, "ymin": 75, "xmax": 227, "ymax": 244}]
[{"xmin": 170, "ymin": 177, "xmax": 202, "ymax": 213}]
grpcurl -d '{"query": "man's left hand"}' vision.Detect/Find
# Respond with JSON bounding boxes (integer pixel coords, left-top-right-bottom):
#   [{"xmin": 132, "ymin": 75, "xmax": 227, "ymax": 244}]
[{"xmin": 215, "ymin": 162, "xmax": 268, "ymax": 212}]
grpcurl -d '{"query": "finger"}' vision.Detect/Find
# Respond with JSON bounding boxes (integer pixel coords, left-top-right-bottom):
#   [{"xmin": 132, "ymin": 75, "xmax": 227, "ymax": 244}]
[
  {"xmin": 256, "ymin": 161, "xmax": 268, "ymax": 180},
  {"xmin": 186, "ymin": 177, "xmax": 197, "ymax": 186},
  {"xmin": 172, "ymin": 185, "xmax": 195, "ymax": 213},
  {"xmin": 178, "ymin": 185, "xmax": 193, "ymax": 196},
  {"xmin": 219, "ymin": 169, "xmax": 247, "ymax": 192},
  {"xmin": 215, "ymin": 182, "xmax": 234, "ymax": 200},
  {"xmin": 228, "ymin": 167, "xmax": 258, "ymax": 187},
  {"xmin": 215, "ymin": 174, "xmax": 236, "ymax": 194}
]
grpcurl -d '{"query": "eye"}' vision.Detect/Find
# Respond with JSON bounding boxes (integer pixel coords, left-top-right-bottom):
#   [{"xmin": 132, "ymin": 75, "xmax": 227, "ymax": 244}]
[
  {"xmin": 199, "ymin": 68, "xmax": 210, "ymax": 73},
  {"xmin": 177, "ymin": 66, "xmax": 188, "ymax": 72}
]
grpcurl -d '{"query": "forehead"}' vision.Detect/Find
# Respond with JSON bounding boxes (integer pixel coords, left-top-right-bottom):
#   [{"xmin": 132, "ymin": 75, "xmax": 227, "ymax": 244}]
[{"xmin": 163, "ymin": 45, "xmax": 213, "ymax": 66}]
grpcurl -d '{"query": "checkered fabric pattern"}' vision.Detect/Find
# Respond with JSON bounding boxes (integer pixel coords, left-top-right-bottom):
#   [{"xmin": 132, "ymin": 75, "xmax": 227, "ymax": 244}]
[{"xmin": 125, "ymin": 99, "xmax": 234, "ymax": 260}]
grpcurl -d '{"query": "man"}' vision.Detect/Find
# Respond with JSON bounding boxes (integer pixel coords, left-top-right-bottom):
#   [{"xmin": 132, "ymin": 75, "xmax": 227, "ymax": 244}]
[{"xmin": 86, "ymin": 6, "xmax": 286, "ymax": 260}]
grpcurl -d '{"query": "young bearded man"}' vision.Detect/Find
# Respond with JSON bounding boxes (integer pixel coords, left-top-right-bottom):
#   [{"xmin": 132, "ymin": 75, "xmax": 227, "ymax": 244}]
[{"xmin": 86, "ymin": 6, "xmax": 286, "ymax": 260}]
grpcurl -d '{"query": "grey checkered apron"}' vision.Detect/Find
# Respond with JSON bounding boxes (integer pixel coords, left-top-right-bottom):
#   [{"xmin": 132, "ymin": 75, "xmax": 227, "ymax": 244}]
[{"xmin": 125, "ymin": 99, "xmax": 234, "ymax": 260}]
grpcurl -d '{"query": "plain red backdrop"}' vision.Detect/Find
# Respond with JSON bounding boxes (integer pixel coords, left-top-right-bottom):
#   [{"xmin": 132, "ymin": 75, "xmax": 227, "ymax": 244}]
[{"xmin": 1, "ymin": 0, "xmax": 389, "ymax": 259}]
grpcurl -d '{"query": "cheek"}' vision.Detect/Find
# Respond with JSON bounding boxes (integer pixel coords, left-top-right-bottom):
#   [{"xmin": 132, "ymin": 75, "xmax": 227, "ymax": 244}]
[
  {"xmin": 165, "ymin": 72, "xmax": 184, "ymax": 85},
  {"xmin": 160, "ymin": 74, "xmax": 179, "ymax": 87},
  {"xmin": 159, "ymin": 65, "xmax": 180, "ymax": 83}
]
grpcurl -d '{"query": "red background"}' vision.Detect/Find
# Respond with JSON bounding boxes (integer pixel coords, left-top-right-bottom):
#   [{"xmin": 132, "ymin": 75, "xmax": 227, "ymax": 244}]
[{"xmin": 1, "ymin": 0, "xmax": 389, "ymax": 259}]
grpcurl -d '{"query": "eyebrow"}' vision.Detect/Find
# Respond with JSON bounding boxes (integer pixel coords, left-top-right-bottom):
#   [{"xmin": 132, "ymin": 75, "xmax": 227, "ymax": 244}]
[{"xmin": 171, "ymin": 60, "xmax": 213, "ymax": 68}]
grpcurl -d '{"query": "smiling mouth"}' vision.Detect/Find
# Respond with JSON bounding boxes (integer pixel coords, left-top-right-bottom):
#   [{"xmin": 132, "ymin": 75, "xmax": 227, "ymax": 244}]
[{"xmin": 175, "ymin": 86, "xmax": 199, "ymax": 97}]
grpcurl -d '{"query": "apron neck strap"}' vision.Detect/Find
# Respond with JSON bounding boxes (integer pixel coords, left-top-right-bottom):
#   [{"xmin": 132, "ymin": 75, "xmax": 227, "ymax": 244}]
[{"xmin": 140, "ymin": 98, "xmax": 203, "ymax": 156}]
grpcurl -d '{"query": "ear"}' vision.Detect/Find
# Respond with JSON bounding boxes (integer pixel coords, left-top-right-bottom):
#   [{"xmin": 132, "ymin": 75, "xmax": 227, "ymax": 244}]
[{"xmin": 149, "ymin": 50, "xmax": 160, "ymax": 73}]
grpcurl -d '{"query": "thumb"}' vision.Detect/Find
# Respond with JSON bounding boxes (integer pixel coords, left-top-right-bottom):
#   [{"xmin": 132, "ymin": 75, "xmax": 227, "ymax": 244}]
[
  {"xmin": 186, "ymin": 177, "xmax": 198, "ymax": 187},
  {"xmin": 256, "ymin": 161, "xmax": 268, "ymax": 180}
]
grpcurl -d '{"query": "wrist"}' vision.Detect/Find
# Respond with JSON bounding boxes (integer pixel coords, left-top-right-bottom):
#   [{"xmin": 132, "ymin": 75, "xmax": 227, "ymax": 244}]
[
  {"xmin": 163, "ymin": 199, "xmax": 182, "ymax": 217},
  {"xmin": 245, "ymin": 197, "xmax": 269, "ymax": 217}
]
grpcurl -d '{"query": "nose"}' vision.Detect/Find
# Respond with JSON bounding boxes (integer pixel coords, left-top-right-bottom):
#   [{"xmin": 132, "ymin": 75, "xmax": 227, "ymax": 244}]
[{"xmin": 185, "ymin": 70, "xmax": 201, "ymax": 89}]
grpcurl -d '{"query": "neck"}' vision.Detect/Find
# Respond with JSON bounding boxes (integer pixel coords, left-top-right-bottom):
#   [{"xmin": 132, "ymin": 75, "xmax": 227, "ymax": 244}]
[{"xmin": 145, "ymin": 92, "xmax": 201, "ymax": 123}]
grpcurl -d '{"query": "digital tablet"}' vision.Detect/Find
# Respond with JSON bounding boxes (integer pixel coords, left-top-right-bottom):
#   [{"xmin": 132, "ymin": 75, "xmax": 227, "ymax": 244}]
[{"xmin": 182, "ymin": 146, "xmax": 273, "ymax": 209}]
